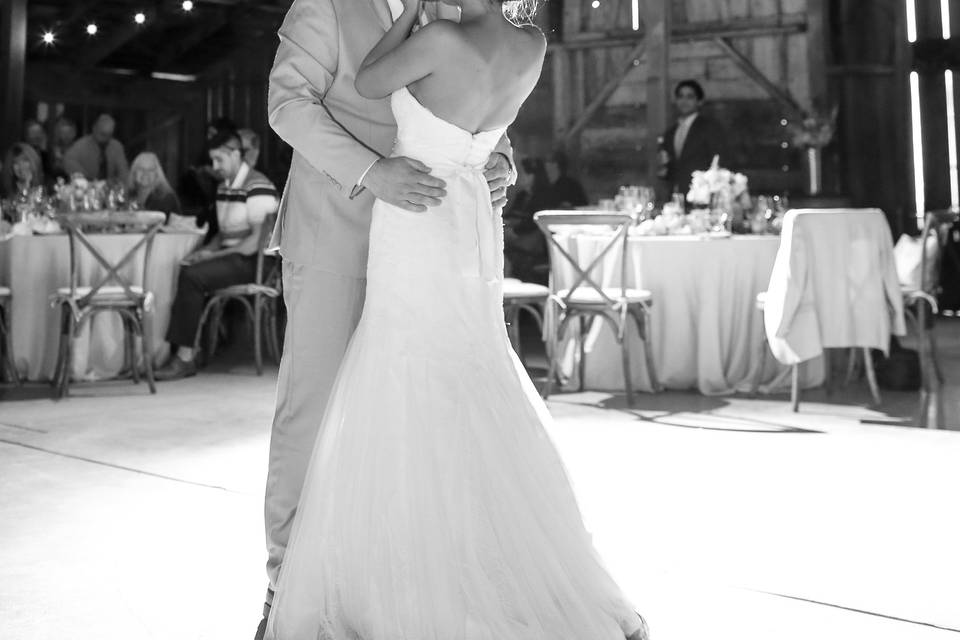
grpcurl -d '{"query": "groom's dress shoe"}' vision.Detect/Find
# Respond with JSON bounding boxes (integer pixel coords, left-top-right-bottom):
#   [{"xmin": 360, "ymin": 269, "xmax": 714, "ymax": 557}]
[{"xmin": 154, "ymin": 356, "xmax": 197, "ymax": 381}]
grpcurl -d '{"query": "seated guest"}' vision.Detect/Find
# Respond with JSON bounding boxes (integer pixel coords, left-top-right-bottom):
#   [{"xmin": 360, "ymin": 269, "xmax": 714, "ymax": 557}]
[
  {"xmin": 1, "ymin": 142, "xmax": 45, "ymax": 198},
  {"xmin": 154, "ymin": 130, "xmax": 280, "ymax": 380},
  {"xmin": 181, "ymin": 116, "xmax": 239, "ymax": 239},
  {"xmin": 504, "ymin": 156, "xmax": 550, "ymax": 284},
  {"xmin": 128, "ymin": 152, "xmax": 182, "ymax": 218},
  {"xmin": 63, "ymin": 113, "xmax": 129, "ymax": 182},
  {"xmin": 543, "ymin": 151, "xmax": 588, "ymax": 209},
  {"xmin": 658, "ymin": 79, "xmax": 728, "ymax": 197}
]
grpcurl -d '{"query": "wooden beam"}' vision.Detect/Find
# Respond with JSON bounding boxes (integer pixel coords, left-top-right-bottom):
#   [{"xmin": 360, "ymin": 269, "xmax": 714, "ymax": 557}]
[
  {"xmin": 79, "ymin": 8, "xmax": 159, "ymax": 68},
  {"xmin": 644, "ymin": 0, "xmax": 670, "ymax": 184},
  {"xmin": 1, "ymin": 0, "xmax": 27, "ymax": 153},
  {"xmin": 564, "ymin": 38, "xmax": 647, "ymax": 146},
  {"xmin": 806, "ymin": 0, "xmax": 828, "ymax": 110},
  {"xmin": 713, "ymin": 37, "xmax": 804, "ymax": 119},
  {"xmin": 549, "ymin": 15, "xmax": 806, "ymax": 51},
  {"xmin": 153, "ymin": 11, "xmax": 228, "ymax": 71}
]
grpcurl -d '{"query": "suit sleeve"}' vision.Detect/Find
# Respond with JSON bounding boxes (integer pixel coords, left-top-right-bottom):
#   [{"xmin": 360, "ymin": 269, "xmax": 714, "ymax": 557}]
[{"xmin": 268, "ymin": 0, "xmax": 380, "ymax": 194}]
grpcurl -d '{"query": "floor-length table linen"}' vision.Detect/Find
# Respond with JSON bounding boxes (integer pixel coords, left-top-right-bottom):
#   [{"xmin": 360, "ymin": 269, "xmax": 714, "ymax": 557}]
[
  {"xmin": 0, "ymin": 231, "xmax": 201, "ymax": 381},
  {"xmin": 552, "ymin": 232, "xmax": 824, "ymax": 395}
]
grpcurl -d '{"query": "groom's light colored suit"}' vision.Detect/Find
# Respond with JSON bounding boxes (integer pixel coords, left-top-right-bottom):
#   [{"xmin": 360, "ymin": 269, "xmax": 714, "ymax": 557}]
[{"xmin": 264, "ymin": 0, "xmax": 512, "ymax": 604}]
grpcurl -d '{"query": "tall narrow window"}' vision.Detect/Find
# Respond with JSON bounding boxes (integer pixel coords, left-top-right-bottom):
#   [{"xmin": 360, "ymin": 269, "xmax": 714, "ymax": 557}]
[
  {"xmin": 906, "ymin": 0, "xmax": 918, "ymax": 42},
  {"xmin": 910, "ymin": 71, "xmax": 926, "ymax": 222},
  {"xmin": 631, "ymin": 0, "xmax": 639, "ymax": 31},
  {"xmin": 942, "ymin": 0, "xmax": 951, "ymax": 39},
  {"xmin": 945, "ymin": 71, "xmax": 959, "ymax": 210}
]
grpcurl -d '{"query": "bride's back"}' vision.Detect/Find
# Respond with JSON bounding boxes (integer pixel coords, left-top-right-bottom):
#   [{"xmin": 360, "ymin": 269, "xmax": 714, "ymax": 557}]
[{"xmin": 408, "ymin": 11, "xmax": 545, "ymax": 134}]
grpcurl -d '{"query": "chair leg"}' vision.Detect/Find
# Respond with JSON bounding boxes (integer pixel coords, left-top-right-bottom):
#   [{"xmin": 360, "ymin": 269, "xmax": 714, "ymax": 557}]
[
  {"xmin": 140, "ymin": 309, "xmax": 156, "ymax": 394},
  {"xmin": 752, "ymin": 335, "xmax": 768, "ymax": 395},
  {"xmin": 253, "ymin": 296, "xmax": 264, "ymax": 376},
  {"xmin": 632, "ymin": 309, "xmax": 661, "ymax": 393},
  {"xmin": 619, "ymin": 329, "xmax": 634, "ymax": 407},
  {"xmin": 543, "ymin": 313, "xmax": 571, "ymax": 400},
  {"xmin": 0, "ymin": 305, "xmax": 19, "ymax": 386},
  {"xmin": 790, "ymin": 364, "xmax": 800, "ymax": 412},
  {"xmin": 862, "ymin": 348, "xmax": 882, "ymax": 406},
  {"xmin": 267, "ymin": 298, "xmax": 282, "ymax": 365},
  {"xmin": 928, "ymin": 330, "xmax": 945, "ymax": 385},
  {"xmin": 123, "ymin": 314, "xmax": 140, "ymax": 384},
  {"xmin": 58, "ymin": 313, "xmax": 81, "ymax": 399},
  {"xmin": 577, "ymin": 315, "xmax": 586, "ymax": 392}
]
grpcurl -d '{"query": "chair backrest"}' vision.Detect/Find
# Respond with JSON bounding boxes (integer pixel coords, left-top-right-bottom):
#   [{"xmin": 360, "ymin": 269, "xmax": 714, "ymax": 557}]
[
  {"xmin": 55, "ymin": 210, "xmax": 166, "ymax": 306},
  {"xmin": 533, "ymin": 210, "xmax": 637, "ymax": 306},
  {"xmin": 255, "ymin": 212, "xmax": 278, "ymax": 286}
]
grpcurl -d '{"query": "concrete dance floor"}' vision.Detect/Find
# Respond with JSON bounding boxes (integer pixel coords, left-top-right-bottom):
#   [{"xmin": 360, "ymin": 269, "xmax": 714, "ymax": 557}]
[{"xmin": 2, "ymin": 326, "xmax": 959, "ymax": 640}]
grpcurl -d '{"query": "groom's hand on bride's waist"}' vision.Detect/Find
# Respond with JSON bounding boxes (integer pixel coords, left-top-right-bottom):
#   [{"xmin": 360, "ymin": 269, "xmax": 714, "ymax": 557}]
[
  {"xmin": 362, "ymin": 157, "xmax": 447, "ymax": 212},
  {"xmin": 484, "ymin": 153, "xmax": 512, "ymax": 210}
]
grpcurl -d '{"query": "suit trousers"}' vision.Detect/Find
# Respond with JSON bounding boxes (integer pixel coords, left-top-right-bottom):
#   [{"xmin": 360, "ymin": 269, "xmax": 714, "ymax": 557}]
[{"xmin": 264, "ymin": 260, "xmax": 367, "ymax": 604}]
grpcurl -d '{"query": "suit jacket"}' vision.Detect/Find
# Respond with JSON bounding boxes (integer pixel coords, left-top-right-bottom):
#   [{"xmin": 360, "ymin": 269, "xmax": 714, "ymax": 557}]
[
  {"xmin": 660, "ymin": 113, "xmax": 727, "ymax": 196},
  {"xmin": 763, "ymin": 209, "xmax": 906, "ymax": 365},
  {"xmin": 267, "ymin": 0, "xmax": 512, "ymax": 277}
]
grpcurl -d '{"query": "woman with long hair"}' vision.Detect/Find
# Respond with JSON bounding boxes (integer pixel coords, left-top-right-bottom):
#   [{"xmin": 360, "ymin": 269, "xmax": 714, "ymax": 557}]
[
  {"xmin": 127, "ymin": 152, "xmax": 181, "ymax": 218},
  {"xmin": 1, "ymin": 143, "xmax": 45, "ymax": 198}
]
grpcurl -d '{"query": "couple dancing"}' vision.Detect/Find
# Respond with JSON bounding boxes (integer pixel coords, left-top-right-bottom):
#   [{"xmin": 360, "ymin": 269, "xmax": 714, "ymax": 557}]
[{"xmin": 260, "ymin": 0, "xmax": 650, "ymax": 638}]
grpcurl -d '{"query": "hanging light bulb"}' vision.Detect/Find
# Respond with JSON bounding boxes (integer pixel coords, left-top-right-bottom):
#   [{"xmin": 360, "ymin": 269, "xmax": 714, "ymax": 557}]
[
  {"xmin": 591, "ymin": 0, "xmax": 601, "ymax": 7},
  {"xmin": 42, "ymin": 31, "xmax": 55, "ymax": 45},
  {"xmin": 182, "ymin": 0, "xmax": 194, "ymax": 11},
  {"xmin": 86, "ymin": 23, "xmax": 98, "ymax": 36},
  {"xmin": 134, "ymin": 12, "xmax": 146, "ymax": 25}
]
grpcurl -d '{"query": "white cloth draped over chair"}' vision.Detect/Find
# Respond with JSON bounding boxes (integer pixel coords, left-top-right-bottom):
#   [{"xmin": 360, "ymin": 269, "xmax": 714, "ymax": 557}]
[{"xmin": 763, "ymin": 208, "xmax": 906, "ymax": 366}]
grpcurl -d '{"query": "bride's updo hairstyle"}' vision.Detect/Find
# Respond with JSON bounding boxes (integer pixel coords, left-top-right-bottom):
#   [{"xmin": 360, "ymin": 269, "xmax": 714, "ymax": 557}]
[{"xmin": 499, "ymin": 0, "xmax": 540, "ymax": 25}]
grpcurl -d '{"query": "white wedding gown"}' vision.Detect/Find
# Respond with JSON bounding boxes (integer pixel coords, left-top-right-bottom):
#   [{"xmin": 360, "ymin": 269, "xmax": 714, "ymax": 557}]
[{"xmin": 266, "ymin": 86, "xmax": 643, "ymax": 640}]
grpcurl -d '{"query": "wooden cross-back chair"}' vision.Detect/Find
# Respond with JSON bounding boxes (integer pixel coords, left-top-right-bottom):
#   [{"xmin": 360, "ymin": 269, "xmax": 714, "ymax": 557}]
[
  {"xmin": 534, "ymin": 211, "xmax": 661, "ymax": 406},
  {"xmin": 51, "ymin": 210, "xmax": 166, "ymax": 397},
  {"xmin": 192, "ymin": 213, "xmax": 282, "ymax": 375}
]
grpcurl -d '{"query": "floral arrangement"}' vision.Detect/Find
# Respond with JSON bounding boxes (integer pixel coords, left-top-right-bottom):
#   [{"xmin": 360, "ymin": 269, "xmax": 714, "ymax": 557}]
[
  {"xmin": 53, "ymin": 174, "xmax": 108, "ymax": 212},
  {"xmin": 685, "ymin": 155, "xmax": 750, "ymax": 208},
  {"xmin": 787, "ymin": 105, "xmax": 838, "ymax": 148}
]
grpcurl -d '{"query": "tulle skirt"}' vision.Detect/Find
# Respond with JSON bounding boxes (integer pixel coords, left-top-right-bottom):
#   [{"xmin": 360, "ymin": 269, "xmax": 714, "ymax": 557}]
[{"xmin": 266, "ymin": 196, "xmax": 641, "ymax": 640}]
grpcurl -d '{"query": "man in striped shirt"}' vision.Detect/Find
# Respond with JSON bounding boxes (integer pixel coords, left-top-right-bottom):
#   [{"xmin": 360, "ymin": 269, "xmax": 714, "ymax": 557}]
[{"xmin": 156, "ymin": 129, "xmax": 279, "ymax": 380}]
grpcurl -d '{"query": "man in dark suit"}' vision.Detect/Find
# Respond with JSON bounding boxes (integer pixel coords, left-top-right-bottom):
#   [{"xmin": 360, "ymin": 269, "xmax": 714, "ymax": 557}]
[{"xmin": 658, "ymin": 79, "xmax": 728, "ymax": 198}]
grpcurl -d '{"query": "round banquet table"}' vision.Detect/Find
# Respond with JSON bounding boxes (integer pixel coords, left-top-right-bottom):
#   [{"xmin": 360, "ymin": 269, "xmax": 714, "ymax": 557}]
[
  {"xmin": 553, "ymin": 233, "xmax": 825, "ymax": 395},
  {"xmin": 0, "ymin": 231, "xmax": 202, "ymax": 382}
]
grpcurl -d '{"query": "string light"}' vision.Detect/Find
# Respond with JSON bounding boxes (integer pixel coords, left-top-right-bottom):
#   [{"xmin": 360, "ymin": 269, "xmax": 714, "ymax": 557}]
[
  {"xmin": 182, "ymin": 0, "xmax": 194, "ymax": 11},
  {"xmin": 134, "ymin": 12, "xmax": 146, "ymax": 24},
  {"xmin": 41, "ymin": 31, "xmax": 55, "ymax": 45},
  {"xmin": 86, "ymin": 23, "xmax": 98, "ymax": 36},
  {"xmin": 591, "ymin": 0, "xmax": 600, "ymax": 8}
]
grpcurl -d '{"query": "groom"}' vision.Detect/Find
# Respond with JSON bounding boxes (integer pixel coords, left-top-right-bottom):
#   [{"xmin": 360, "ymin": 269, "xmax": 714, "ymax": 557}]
[{"xmin": 257, "ymin": 0, "xmax": 515, "ymax": 636}]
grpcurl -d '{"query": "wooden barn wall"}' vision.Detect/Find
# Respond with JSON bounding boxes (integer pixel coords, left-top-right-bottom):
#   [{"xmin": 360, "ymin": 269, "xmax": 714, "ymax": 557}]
[{"xmin": 514, "ymin": 0, "xmax": 815, "ymax": 201}]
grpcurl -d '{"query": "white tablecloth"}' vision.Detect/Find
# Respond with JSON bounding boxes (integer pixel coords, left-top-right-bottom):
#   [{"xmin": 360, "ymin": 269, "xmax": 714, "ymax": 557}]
[
  {"xmin": 555, "ymin": 234, "xmax": 824, "ymax": 394},
  {"xmin": 0, "ymin": 232, "xmax": 201, "ymax": 381}
]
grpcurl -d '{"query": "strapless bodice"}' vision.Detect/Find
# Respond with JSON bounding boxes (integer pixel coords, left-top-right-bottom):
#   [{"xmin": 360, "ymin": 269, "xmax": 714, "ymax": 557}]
[{"xmin": 391, "ymin": 87, "xmax": 507, "ymax": 174}]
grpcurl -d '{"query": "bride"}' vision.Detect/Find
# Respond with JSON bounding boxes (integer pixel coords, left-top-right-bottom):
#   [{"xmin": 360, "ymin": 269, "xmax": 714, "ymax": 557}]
[{"xmin": 265, "ymin": 1, "xmax": 649, "ymax": 638}]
